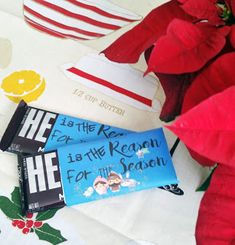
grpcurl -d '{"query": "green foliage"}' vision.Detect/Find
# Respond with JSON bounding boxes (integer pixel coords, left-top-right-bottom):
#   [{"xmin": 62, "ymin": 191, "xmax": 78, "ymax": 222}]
[{"xmin": 35, "ymin": 223, "xmax": 67, "ymax": 245}]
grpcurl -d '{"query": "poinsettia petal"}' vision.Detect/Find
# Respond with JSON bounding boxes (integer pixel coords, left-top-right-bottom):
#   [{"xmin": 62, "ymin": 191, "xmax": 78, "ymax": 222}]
[
  {"xmin": 182, "ymin": 52, "xmax": 235, "ymax": 113},
  {"xmin": 182, "ymin": 52, "xmax": 235, "ymax": 166},
  {"xmin": 181, "ymin": 0, "xmax": 223, "ymax": 25},
  {"xmin": 144, "ymin": 46, "xmax": 196, "ymax": 122},
  {"xmin": 102, "ymin": 0, "xmax": 193, "ymax": 63},
  {"xmin": 166, "ymin": 86, "xmax": 235, "ymax": 167},
  {"xmin": 146, "ymin": 20, "xmax": 230, "ymax": 74},
  {"xmin": 188, "ymin": 149, "xmax": 215, "ymax": 166},
  {"xmin": 156, "ymin": 73, "xmax": 194, "ymax": 122},
  {"xmin": 229, "ymin": 25, "xmax": 235, "ymax": 48},
  {"xmin": 178, "ymin": 0, "xmax": 215, "ymax": 4},
  {"xmin": 178, "ymin": 0, "xmax": 188, "ymax": 3},
  {"xmin": 196, "ymin": 165, "xmax": 235, "ymax": 244},
  {"xmin": 230, "ymin": 0, "xmax": 235, "ymax": 14}
]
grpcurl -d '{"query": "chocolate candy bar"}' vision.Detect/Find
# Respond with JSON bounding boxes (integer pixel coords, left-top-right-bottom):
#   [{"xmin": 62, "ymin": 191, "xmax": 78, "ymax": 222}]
[
  {"xmin": 17, "ymin": 154, "xmax": 65, "ymax": 213},
  {"xmin": 0, "ymin": 100, "xmax": 131, "ymax": 154},
  {"xmin": 18, "ymin": 128, "xmax": 178, "ymax": 212}
]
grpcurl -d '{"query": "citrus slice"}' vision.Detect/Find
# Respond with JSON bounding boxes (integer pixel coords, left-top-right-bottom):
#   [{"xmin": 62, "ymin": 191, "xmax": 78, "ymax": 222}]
[{"xmin": 1, "ymin": 70, "xmax": 46, "ymax": 103}]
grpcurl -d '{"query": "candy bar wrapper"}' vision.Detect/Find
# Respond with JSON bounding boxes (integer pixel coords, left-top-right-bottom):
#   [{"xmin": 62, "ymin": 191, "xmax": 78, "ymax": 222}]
[
  {"xmin": 0, "ymin": 100, "xmax": 131, "ymax": 154},
  {"xmin": 17, "ymin": 154, "xmax": 65, "ymax": 213},
  {"xmin": 19, "ymin": 128, "xmax": 178, "ymax": 212}
]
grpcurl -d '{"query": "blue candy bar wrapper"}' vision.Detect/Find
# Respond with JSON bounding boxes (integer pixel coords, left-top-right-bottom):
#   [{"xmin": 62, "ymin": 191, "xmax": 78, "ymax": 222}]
[
  {"xmin": 0, "ymin": 100, "xmax": 131, "ymax": 154},
  {"xmin": 20, "ymin": 128, "xmax": 178, "ymax": 210}
]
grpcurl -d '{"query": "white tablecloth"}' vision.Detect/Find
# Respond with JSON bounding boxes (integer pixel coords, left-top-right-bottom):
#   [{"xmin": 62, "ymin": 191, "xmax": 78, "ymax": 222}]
[{"xmin": 0, "ymin": 1, "xmax": 209, "ymax": 244}]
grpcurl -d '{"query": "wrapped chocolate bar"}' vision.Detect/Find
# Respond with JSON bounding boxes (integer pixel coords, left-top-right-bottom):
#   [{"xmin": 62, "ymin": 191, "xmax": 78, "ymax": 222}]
[
  {"xmin": 0, "ymin": 100, "xmax": 131, "ymax": 154},
  {"xmin": 17, "ymin": 154, "xmax": 65, "ymax": 213},
  {"xmin": 18, "ymin": 128, "xmax": 178, "ymax": 212}
]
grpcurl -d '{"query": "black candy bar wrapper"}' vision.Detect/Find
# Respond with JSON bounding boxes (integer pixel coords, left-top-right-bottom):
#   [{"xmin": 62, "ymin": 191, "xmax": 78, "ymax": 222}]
[
  {"xmin": 18, "ymin": 128, "xmax": 178, "ymax": 213},
  {"xmin": 0, "ymin": 100, "xmax": 130, "ymax": 212},
  {"xmin": 0, "ymin": 100, "xmax": 131, "ymax": 155},
  {"xmin": 17, "ymin": 153, "xmax": 65, "ymax": 213}
]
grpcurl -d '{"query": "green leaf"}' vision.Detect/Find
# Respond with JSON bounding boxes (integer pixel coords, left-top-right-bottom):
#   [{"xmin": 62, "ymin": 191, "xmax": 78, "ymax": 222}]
[
  {"xmin": 0, "ymin": 196, "xmax": 23, "ymax": 220},
  {"xmin": 196, "ymin": 167, "xmax": 216, "ymax": 192},
  {"xmin": 36, "ymin": 208, "xmax": 61, "ymax": 221},
  {"xmin": 35, "ymin": 223, "xmax": 67, "ymax": 245},
  {"xmin": 11, "ymin": 187, "xmax": 21, "ymax": 208}
]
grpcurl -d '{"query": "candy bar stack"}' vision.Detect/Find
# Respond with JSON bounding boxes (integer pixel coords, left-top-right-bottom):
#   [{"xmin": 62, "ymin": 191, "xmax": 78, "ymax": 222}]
[{"xmin": 0, "ymin": 101, "xmax": 178, "ymax": 213}]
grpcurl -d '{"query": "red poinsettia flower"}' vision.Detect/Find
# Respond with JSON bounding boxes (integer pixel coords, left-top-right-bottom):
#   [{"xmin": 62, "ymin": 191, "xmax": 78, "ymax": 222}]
[
  {"xmin": 166, "ymin": 86, "xmax": 235, "ymax": 244},
  {"xmin": 102, "ymin": 0, "xmax": 235, "ymax": 122},
  {"xmin": 180, "ymin": 0, "xmax": 225, "ymax": 25},
  {"xmin": 180, "ymin": 0, "xmax": 235, "ymax": 43},
  {"xmin": 181, "ymin": 52, "xmax": 235, "ymax": 165},
  {"xmin": 103, "ymin": 4, "xmax": 235, "ymax": 243},
  {"xmin": 103, "ymin": 0, "xmax": 193, "ymax": 64}
]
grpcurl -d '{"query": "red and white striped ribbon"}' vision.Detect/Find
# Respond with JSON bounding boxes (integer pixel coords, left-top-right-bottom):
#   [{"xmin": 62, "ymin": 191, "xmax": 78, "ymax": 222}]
[
  {"xmin": 23, "ymin": 0, "xmax": 141, "ymax": 40},
  {"xmin": 61, "ymin": 54, "xmax": 161, "ymax": 112}
]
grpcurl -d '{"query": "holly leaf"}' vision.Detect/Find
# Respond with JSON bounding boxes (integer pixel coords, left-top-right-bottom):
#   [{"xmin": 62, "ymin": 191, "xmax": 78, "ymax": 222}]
[
  {"xmin": 35, "ymin": 223, "xmax": 67, "ymax": 245},
  {"xmin": 11, "ymin": 187, "xmax": 21, "ymax": 208},
  {"xmin": 181, "ymin": 0, "xmax": 223, "ymax": 25},
  {"xmin": 102, "ymin": 0, "xmax": 193, "ymax": 63},
  {"xmin": 0, "ymin": 196, "xmax": 23, "ymax": 220},
  {"xmin": 196, "ymin": 165, "xmax": 235, "ymax": 244},
  {"xmin": 166, "ymin": 86, "xmax": 235, "ymax": 168},
  {"xmin": 36, "ymin": 208, "xmax": 61, "ymax": 221},
  {"xmin": 146, "ymin": 20, "xmax": 230, "ymax": 74}
]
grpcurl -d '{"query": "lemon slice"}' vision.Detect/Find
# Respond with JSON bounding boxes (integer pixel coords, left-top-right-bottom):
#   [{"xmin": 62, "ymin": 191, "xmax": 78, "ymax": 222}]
[{"xmin": 1, "ymin": 70, "xmax": 46, "ymax": 103}]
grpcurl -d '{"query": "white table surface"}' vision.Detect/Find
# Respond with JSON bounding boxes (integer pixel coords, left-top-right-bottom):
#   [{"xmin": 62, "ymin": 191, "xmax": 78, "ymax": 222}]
[{"xmin": 0, "ymin": 1, "xmax": 209, "ymax": 244}]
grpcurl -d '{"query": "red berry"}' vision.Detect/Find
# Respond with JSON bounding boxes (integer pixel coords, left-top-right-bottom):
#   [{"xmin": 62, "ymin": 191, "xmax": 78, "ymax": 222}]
[
  {"xmin": 26, "ymin": 220, "xmax": 34, "ymax": 228},
  {"xmin": 26, "ymin": 213, "xmax": 33, "ymax": 219},
  {"xmin": 12, "ymin": 219, "xmax": 20, "ymax": 227},
  {"xmin": 17, "ymin": 220, "xmax": 25, "ymax": 229},
  {"xmin": 22, "ymin": 227, "xmax": 30, "ymax": 234},
  {"xmin": 33, "ymin": 221, "xmax": 43, "ymax": 228}
]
